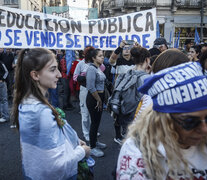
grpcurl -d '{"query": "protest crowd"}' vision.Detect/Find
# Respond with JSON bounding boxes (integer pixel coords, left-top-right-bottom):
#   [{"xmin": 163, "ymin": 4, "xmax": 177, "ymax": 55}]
[
  {"xmin": 1, "ymin": 5, "xmax": 207, "ymax": 180},
  {"xmin": 1, "ymin": 37, "xmax": 207, "ymax": 179}
]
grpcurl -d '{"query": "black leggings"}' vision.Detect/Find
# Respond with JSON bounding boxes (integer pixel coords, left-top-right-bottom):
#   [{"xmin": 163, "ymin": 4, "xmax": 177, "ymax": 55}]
[
  {"xmin": 114, "ymin": 111, "xmax": 136, "ymax": 139},
  {"xmin": 86, "ymin": 92, "xmax": 104, "ymax": 148}
]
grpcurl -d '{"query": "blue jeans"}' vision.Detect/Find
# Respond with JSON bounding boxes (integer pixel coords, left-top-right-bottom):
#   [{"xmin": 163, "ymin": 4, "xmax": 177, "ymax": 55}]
[
  {"xmin": 0, "ymin": 81, "xmax": 9, "ymax": 120},
  {"xmin": 67, "ymin": 174, "xmax": 77, "ymax": 180}
]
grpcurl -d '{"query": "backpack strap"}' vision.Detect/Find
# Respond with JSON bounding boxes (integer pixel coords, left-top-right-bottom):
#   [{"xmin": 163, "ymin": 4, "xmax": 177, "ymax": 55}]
[
  {"xmin": 114, "ymin": 73, "xmax": 126, "ymax": 89},
  {"xmin": 122, "ymin": 70, "xmax": 147, "ymax": 91}
]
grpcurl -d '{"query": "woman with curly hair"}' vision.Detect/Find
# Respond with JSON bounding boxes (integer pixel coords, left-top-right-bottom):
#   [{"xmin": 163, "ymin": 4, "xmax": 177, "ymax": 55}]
[{"xmin": 117, "ymin": 62, "xmax": 207, "ymax": 179}]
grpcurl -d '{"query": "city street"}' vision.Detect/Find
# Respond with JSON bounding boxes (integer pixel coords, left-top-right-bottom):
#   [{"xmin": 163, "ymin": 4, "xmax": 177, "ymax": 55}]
[
  {"xmin": 0, "ymin": 0, "xmax": 206, "ymax": 179},
  {"xmin": 0, "ymin": 101, "xmax": 120, "ymax": 180}
]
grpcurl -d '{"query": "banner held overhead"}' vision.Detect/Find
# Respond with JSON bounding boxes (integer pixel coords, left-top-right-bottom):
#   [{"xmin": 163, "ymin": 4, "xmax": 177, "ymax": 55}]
[{"xmin": 0, "ymin": 6, "xmax": 156, "ymax": 50}]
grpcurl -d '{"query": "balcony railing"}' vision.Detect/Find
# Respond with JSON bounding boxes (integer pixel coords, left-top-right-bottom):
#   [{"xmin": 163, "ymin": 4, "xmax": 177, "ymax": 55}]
[
  {"xmin": 175, "ymin": 0, "xmax": 201, "ymax": 8},
  {"xmin": 125, "ymin": 0, "xmax": 155, "ymax": 7},
  {"xmin": 110, "ymin": 0, "xmax": 124, "ymax": 8},
  {"xmin": 109, "ymin": 0, "xmax": 155, "ymax": 9},
  {"xmin": 104, "ymin": 0, "xmax": 201, "ymax": 11},
  {"xmin": 156, "ymin": 0, "xmax": 172, "ymax": 7}
]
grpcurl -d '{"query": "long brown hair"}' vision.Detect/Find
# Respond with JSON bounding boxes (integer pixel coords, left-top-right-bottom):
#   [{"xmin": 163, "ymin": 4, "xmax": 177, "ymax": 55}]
[
  {"xmin": 11, "ymin": 48, "xmax": 63, "ymax": 129},
  {"xmin": 152, "ymin": 49, "xmax": 189, "ymax": 73},
  {"xmin": 130, "ymin": 46, "xmax": 150, "ymax": 65}
]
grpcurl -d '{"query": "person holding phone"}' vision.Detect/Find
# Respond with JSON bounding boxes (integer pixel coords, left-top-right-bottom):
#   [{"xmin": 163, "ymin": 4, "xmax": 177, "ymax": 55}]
[
  {"xmin": 109, "ymin": 40, "xmax": 135, "ymax": 78},
  {"xmin": 109, "ymin": 40, "xmax": 137, "ymax": 145}
]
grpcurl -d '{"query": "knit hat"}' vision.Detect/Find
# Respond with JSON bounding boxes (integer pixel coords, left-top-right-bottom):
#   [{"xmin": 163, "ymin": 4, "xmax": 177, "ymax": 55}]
[
  {"xmin": 138, "ymin": 62, "xmax": 207, "ymax": 113},
  {"xmin": 154, "ymin": 38, "xmax": 169, "ymax": 46}
]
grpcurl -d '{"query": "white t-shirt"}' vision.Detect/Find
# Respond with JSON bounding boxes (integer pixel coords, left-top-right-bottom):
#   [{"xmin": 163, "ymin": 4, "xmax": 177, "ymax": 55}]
[
  {"xmin": 112, "ymin": 57, "xmax": 135, "ymax": 75},
  {"xmin": 133, "ymin": 95, "xmax": 152, "ymax": 122},
  {"xmin": 117, "ymin": 137, "xmax": 207, "ymax": 179}
]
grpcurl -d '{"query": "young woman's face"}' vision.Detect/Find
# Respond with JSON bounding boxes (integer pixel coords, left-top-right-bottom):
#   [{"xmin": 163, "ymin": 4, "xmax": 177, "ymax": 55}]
[
  {"xmin": 36, "ymin": 57, "xmax": 61, "ymax": 95},
  {"xmin": 189, "ymin": 47, "xmax": 198, "ymax": 60},
  {"xmin": 172, "ymin": 109, "xmax": 207, "ymax": 148},
  {"xmin": 93, "ymin": 50, "xmax": 104, "ymax": 66}
]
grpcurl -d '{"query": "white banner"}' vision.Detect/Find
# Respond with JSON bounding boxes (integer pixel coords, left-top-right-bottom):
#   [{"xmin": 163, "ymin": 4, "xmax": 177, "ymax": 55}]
[{"xmin": 0, "ymin": 6, "xmax": 156, "ymax": 50}]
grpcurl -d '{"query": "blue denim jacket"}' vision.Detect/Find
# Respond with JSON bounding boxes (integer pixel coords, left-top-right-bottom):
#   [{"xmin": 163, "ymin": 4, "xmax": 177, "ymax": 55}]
[{"xmin": 19, "ymin": 95, "xmax": 85, "ymax": 180}]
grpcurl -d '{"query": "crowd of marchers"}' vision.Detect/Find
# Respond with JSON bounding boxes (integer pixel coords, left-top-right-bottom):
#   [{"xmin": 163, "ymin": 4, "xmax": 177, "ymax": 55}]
[{"xmin": 1, "ymin": 37, "xmax": 207, "ymax": 179}]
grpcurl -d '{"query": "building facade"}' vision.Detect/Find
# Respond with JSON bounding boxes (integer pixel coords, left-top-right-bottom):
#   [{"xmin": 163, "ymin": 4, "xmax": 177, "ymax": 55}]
[
  {"xmin": 90, "ymin": 0, "xmax": 207, "ymax": 47},
  {"xmin": 0, "ymin": 0, "xmax": 67, "ymax": 12},
  {"xmin": 0, "ymin": 0, "xmax": 20, "ymax": 8}
]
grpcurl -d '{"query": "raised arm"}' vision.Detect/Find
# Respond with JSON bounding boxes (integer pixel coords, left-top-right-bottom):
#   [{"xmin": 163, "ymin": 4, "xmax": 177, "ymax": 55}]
[{"xmin": 109, "ymin": 40, "xmax": 126, "ymax": 65}]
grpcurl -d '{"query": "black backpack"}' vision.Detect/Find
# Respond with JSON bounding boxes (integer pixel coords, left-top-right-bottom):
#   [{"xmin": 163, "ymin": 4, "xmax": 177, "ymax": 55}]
[{"xmin": 108, "ymin": 69, "xmax": 147, "ymax": 115}]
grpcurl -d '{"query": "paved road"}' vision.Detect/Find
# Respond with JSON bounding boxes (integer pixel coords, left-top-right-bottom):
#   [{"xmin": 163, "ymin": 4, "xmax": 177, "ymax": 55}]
[{"xmin": 0, "ymin": 101, "xmax": 120, "ymax": 180}]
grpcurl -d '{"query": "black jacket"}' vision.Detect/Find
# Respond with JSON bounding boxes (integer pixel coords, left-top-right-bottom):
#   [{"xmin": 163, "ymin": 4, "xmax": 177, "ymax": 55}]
[
  {"xmin": 0, "ymin": 62, "xmax": 8, "ymax": 81},
  {"xmin": 0, "ymin": 52, "xmax": 14, "ymax": 71}
]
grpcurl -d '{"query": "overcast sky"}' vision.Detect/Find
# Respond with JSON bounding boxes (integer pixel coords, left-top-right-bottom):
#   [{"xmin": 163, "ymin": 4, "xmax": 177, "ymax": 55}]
[
  {"xmin": 67, "ymin": 0, "xmax": 88, "ymax": 20},
  {"xmin": 67, "ymin": 0, "xmax": 88, "ymax": 8}
]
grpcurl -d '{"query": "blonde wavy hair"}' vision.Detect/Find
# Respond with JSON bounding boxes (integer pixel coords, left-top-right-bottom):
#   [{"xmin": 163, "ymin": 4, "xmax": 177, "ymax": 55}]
[{"xmin": 127, "ymin": 104, "xmax": 196, "ymax": 179}]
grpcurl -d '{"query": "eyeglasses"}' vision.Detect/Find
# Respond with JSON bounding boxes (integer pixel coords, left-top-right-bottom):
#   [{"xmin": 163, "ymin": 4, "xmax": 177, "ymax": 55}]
[
  {"xmin": 123, "ymin": 46, "xmax": 133, "ymax": 50},
  {"xmin": 171, "ymin": 115, "xmax": 207, "ymax": 131}
]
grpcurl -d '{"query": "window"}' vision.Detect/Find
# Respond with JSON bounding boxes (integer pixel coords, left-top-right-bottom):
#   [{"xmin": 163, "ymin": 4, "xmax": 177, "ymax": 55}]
[
  {"xmin": 4, "ymin": 0, "xmax": 18, "ymax": 5},
  {"xmin": 174, "ymin": 27, "xmax": 207, "ymax": 48}
]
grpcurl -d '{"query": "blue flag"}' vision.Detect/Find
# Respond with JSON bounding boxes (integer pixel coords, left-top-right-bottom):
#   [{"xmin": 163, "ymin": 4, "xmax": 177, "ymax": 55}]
[
  {"xmin": 65, "ymin": 50, "xmax": 75, "ymax": 75},
  {"xmin": 194, "ymin": 27, "xmax": 200, "ymax": 45},
  {"xmin": 174, "ymin": 32, "xmax": 177, "ymax": 48},
  {"xmin": 169, "ymin": 31, "xmax": 172, "ymax": 46},
  {"xmin": 174, "ymin": 31, "xmax": 180, "ymax": 48},
  {"xmin": 156, "ymin": 21, "xmax": 160, "ymax": 38},
  {"xmin": 176, "ymin": 30, "xmax": 180, "ymax": 48}
]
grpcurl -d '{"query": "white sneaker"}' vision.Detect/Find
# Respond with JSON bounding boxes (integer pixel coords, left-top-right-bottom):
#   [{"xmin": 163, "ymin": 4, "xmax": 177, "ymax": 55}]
[
  {"xmin": 10, "ymin": 124, "xmax": 16, "ymax": 129},
  {"xmin": 0, "ymin": 118, "xmax": 7, "ymax": 123},
  {"xmin": 96, "ymin": 142, "xmax": 107, "ymax": 149},
  {"xmin": 90, "ymin": 147, "xmax": 104, "ymax": 157},
  {"xmin": 114, "ymin": 138, "xmax": 122, "ymax": 145}
]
